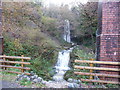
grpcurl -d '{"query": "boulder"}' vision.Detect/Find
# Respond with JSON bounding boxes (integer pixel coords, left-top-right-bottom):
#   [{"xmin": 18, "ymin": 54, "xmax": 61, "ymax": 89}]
[
  {"xmin": 33, "ymin": 79, "xmax": 39, "ymax": 83},
  {"xmin": 26, "ymin": 77, "xmax": 30, "ymax": 81},
  {"xmin": 41, "ymin": 80, "xmax": 47, "ymax": 85},
  {"xmin": 34, "ymin": 75, "xmax": 38, "ymax": 79},
  {"xmin": 37, "ymin": 77, "xmax": 43, "ymax": 82},
  {"xmin": 67, "ymin": 78, "xmax": 73, "ymax": 83},
  {"xmin": 68, "ymin": 83, "xmax": 80, "ymax": 88},
  {"xmin": 67, "ymin": 78, "xmax": 81, "ymax": 84}
]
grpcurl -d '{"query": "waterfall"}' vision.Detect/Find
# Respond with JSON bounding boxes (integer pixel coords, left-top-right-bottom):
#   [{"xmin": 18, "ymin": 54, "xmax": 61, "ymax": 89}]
[
  {"xmin": 63, "ymin": 20, "xmax": 71, "ymax": 43},
  {"xmin": 53, "ymin": 20, "xmax": 73, "ymax": 82},
  {"xmin": 53, "ymin": 48, "xmax": 73, "ymax": 82}
]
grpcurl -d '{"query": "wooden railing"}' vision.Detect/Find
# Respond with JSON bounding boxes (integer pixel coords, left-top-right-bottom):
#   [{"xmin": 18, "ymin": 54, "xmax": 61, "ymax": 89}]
[
  {"xmin": 0, "ymin": 55, "xmax": 31, "ymax": 75},
  {"xmin": 74, "ymin": 59, "xmax": 120, "ymax": 84}
]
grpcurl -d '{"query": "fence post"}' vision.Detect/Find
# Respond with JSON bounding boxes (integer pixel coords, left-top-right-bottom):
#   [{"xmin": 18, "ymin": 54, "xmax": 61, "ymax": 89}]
[
  {"xmin": 3, "ymin": 54, "xmax": 6, "ymax": 70},
  {"xmin": 21, "ymin": 55, "xmax": 24, "ymax": 73},
  {"xmin": 89, "ymin": 58, "xmax": 94, "ymax": 79}
]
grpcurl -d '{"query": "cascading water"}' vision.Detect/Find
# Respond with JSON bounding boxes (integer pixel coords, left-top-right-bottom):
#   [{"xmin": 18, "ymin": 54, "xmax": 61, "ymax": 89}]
[
  {"xmin": 63, "ymin": 20, "xmax": 71, "ymax": 43},
  {"xmin": 53, "ymin": 48, "xmax": 73, "ymax": 82},
  {"xmin": 53, "ymin": 20, "xmax": 73, "ymax": 82}
]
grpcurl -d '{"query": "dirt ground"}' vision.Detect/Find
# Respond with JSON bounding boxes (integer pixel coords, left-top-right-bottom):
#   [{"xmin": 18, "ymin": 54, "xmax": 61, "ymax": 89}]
[{"xmin": 1, "ymin": 80, "xmax": 25, "ymax": 88}]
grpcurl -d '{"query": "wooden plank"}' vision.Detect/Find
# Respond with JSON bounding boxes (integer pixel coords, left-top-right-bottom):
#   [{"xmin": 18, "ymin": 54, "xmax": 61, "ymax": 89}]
[
  {"xmin": 21, "ymin": 55, "xmax": 24, "ymax": 73},
  {"xmin": 74, "ymin": 66, "xmax": 120, "ymax": 71},
  {"xmin": 0, "ymin": 60, "xmax": 31, "ymax": 65},
  {"xmin": 0, "ymin": 70, "xmax": 30, "ymax": 75},
  {"xmin": 0, "ymin": 65, "xmax": 30, "ymax": 70},
  {"xmin": 0, "ymin": 55, "xmax": 31, "ymax": 60},
  {"xmin": 81, "ymin": 79, "xmax": 120, "ymax": 84},
  {"xmin": 3, "ymin": 55, "xmax": 6, "ymax": 70},
  {"xmin": 75, "ymin": 60, "xmax": 120, "ymax": 65},
  {"xmin": 89, "ymin": 59, "xmax": 94, "ymax": 79},
  {"xmin": 74, "ymin": 72, "xmax": 120, "ymax": 78}
]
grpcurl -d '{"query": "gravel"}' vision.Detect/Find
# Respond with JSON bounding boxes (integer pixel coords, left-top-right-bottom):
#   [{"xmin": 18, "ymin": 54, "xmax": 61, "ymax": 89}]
[{"xmin": 1, "ymin": 80, "xmax": 25, "ymax": 88}]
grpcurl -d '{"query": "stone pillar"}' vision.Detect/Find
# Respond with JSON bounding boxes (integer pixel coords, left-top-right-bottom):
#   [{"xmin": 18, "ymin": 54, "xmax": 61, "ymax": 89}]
[
  {"xmin": 0, "ymin": 1, "xmax": 3, "ymax": 55},
  {"xmin": 97, "ymin": 1, "xmax": 120, "ymax": 81}
]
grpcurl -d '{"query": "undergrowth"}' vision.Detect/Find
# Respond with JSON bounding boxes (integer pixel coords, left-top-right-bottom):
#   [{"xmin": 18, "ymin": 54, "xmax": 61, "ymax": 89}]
[
  {"xmin": 3, "ymin": 36, "xmax": 58, "ymax": 80},
  {"xmin": 64, "ymin": 46, "xmax": 95, "ymax": 80}
]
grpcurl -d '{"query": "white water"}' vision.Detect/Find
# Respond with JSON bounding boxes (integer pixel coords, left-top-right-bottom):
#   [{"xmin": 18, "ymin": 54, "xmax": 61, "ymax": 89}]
[
  {"xmin": 63, "ymin": 20, "xmax": 71, "ymax": 43},
  {"xmin": 53, "ymin": 19, "xmax": 72, "ymax": 82},
  {"xmin": 53, "ymin": 48, "xmax": 73, "ymax": 82}
]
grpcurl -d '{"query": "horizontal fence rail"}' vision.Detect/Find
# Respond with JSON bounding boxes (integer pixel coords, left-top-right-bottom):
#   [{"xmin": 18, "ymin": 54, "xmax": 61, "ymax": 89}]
[
  {"xmin": 75, "ymin": 60, "xmax": 120, "ymax": 65},
  {"xmin": 0, "ymin": 55, "xmax": 31, "ymax": 75},
  {"xmin": 74, "ymin": 66, "xmax": 120, "ymax": 71},
  {"xmin": 81, "ymin": 79, "xmax": 120, "ymax": 84},
  {"xmin": 74, "ymin": 59, "xmax": 120, "ymax": 84},
  {"xmin": 0, "ymin": 65, "xmax": 31, "ymax": 70},
  {"xmin": 0, "ymin": 55, "xmax": 31, "ymax": 60},
  {"xmin": 0, "ymin": 70, "xmax": 30, "ymax": 75},
  {"xmin": 0, "ymin": 60, "xmax": 30, "ymax": 65},
  {"xmin": 74, "ymin": 72, "xmax": 120, "ymax": 78}
]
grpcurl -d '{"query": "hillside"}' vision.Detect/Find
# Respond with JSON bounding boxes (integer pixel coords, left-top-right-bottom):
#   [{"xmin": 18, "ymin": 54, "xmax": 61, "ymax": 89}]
[{"xmin": 2, "ymin": 2, "xmax": 96, "ymax": 81}]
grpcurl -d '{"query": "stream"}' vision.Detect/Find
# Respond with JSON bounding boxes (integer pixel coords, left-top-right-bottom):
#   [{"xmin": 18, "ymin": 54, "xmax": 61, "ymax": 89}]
[
  {"xmin": 53, "ymin": 48, "xmax": 73, "ymax": 82},
  {"xmin": 53, "ymin": 19, "xmax": 73, "ymax": 82}
]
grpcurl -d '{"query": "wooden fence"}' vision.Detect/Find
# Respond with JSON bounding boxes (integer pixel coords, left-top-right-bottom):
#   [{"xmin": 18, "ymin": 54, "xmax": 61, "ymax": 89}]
[
  {"xmin": 74, "ymin": 59, "xmax": 120, "ymax": 84},
  {"xmin": 0, "ymin": 55, "xmax": 31, "ymax": 75}
]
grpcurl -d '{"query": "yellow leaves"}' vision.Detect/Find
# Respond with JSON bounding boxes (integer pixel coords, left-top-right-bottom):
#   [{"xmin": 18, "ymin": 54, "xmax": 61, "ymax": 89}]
[{"xmin": 14, "ymin": 39, "xmax": 23, "ymax": 50}]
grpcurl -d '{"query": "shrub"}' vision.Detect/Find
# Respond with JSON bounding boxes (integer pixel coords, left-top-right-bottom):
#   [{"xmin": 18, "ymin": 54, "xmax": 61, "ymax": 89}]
[
  {"xmin": 30, "ymin": 56, "xmax": 56, "ymax": 80},
  {"xmin": 4, "ymin": 37, "xmax": 58, "ymax": 80},
  {"xmin": 64, "ymin": 46, "xmax": 95, "ymax": 80}
]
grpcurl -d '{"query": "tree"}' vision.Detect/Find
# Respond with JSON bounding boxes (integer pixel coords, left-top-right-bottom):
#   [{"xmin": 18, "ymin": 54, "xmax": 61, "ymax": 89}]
[{"xmin": 71, "ymin": 2, "xmax": 98, "ymax": 51}]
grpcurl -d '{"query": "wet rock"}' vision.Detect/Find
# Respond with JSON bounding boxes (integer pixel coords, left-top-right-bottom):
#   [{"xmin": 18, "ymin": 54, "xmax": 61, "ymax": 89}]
[
  {"xmin": 48, "ymin": 81, "xmax": 53, "ymax": 83},
  {"xmin": 73, "ymin": 79, "xmax": 81, "ymax": 84},
  {"xmin": 67, "ymin": 78, "xmax": 73, "ymax": 83},
  {"xmin": 33, "ymin": 79, "xmax": 39, "ymax": 83},
  {"xmin": 32, "ymin": 77, "xmax": 43, "ymax": 83},
  {"xmin": 26, "ymin": 77, "xmax": 30, "ymax": 81},
  {"xmin": 30, "ymin": 76, "xmax": 35, "ymax": 81},
  {"xmin": 68, "ymin": 83, "xmax": 74, "ymax": 88},
  {"xmin": 67, "ymin": 78, "xmax": 81, "ymax": 84},
  {"xmin": 77, "ymin": 80, "xmax": 81, "ymax": 83},
  {"xmin": 41, "ymin": 80, "xmax": 47, "ymax": 85},
  {"xmin": 34, "ymin": 75, "xmax": 38, "ymax": 79},
  {"xmin": 68, "ymin": 83, "xmax": 80, "ymax": 88},
  {"xmin": 16, "ymin": 74, "xmax": 25, "ymax": 81},
  {"xmin": 38, "ymin": 77, "xmax": 43, "ymax": 81}
]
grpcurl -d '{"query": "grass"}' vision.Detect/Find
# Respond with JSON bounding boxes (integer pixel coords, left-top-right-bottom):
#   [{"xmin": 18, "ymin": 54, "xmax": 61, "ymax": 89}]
[
  {"xmin": 105, "ymin": 83, "xmax": 119, "ymax": 88},
  {"xmin": 64, "ymin": 46, "xmax": 95, "ymax": 87},
  {"xmin": 0, "ymin": 70, "xmax": 47, "ymax": 88},
  {"xmin": 0, "ymin": 70, "xmax": 17, "ymax": 82},
  {"xmin": 19, "ymin": 78, "xmax": 46, "ymax": 88},
  {"xmin": 64, "ymin": 46, "xmax": 119, "ymax": 88}
]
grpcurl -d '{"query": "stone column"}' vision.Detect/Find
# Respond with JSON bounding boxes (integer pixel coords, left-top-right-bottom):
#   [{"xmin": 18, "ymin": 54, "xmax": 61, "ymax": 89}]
[{"xmin": 97, "ymin": 1, "xmax": 120, "ymax": 81}]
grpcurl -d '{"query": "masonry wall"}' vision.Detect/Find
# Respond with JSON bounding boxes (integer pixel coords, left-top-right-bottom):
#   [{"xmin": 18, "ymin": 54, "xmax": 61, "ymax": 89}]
[{"xmin": 97, "ymin": 2, "xmax": 120, "ymax": 81}]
